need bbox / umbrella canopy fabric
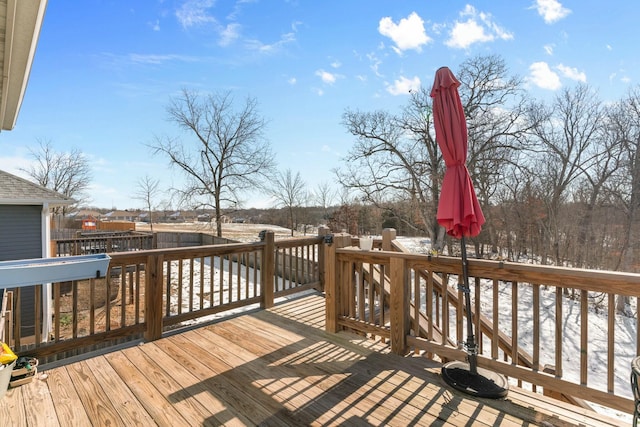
[430,66,485,239]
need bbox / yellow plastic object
[0,342,17,365]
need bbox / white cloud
[445,5,513,49]
[534,0,571,24]
[378,12,431,53]
[330,60,341,69]
[175,1,295,53]
[556,64,586,82]
[367,52,383,77]
[287,77,297,85]
[219,23,241,47]
[176,0,217,29]
[543,44,554,55]
[615,70,632,84]
[386,76,421,96]
[291,20,302,32]
[245,32,296,54]
[529,61,561,90]
[315,69,338,85]
[446,19,491,49]
[128,53,199,65]
[431,22,446,36]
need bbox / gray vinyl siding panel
[0,205,42,260]
[0,205,42,337]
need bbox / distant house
[68,209,102,220]
[196,213,211,222]
[137,212,151,223]
[102,210,139,222]
[168,211,184,222]
[0,169,73,339]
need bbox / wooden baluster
[390,256,409,355]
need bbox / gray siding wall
[0,205,43,337]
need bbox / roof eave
[0,198,73,206]
[0,0,48,131]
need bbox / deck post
[382,228,396,251]
[317,226,330,292]
[390,256,409,355]
[261,231,275,309]
[324,236,337,333]
[325,232,351,333]
[144,254,164,342]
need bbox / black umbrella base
[441,360,509,399]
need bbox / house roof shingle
[0,169,74,205]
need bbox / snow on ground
[164,253,313,327]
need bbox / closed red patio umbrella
[431,66,485,239]
[430,66,507,399]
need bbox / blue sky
[0,0,637,210]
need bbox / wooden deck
[0,293,626,426]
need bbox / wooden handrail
[5,231,324,365]
[327,232,639,415]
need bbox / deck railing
[54,232,154,256]
[4,227,638,416]
[324,230,640,415]
[3,231,323,363]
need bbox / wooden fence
[154,231,235,248]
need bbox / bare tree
[270,169,306,236]
[338,89,440,241]
[150,89,276,237]
[134,175,161,233]
[603,87,640,313]
[457,54,531,253]
[314,181,334,205]
[570,108,622,269]
[314,181,335,223]
[21,139,92,216]
[525,84,603,265]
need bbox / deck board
[85,355,156,426]
[0,292,627,426]
[66,359,124,426]
[46,367,90,426]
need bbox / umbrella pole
[440,235,508,399]
[460,236,478,375]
